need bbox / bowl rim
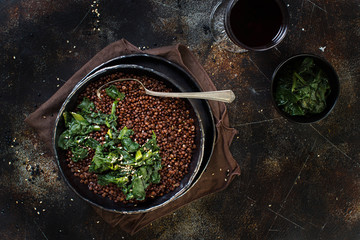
[271,53,340,124]
[52,64,209,214]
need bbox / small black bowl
[271,54,340,123]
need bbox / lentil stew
[54,65,208,213]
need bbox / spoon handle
[145,89,236,103]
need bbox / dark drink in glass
[224,0,289,51]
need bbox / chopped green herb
[57,100,103,162]
[58,96,162,201]
[89,127,162,201]
[70,112,86,122]
[97,173,129,188]
[118,126,133,139]
[77,97,95,113]
[105,85,125,100]
[274,57,331,116]
[105,100,118,130]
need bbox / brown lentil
[64,72,196,204]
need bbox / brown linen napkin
[25,39,240,235]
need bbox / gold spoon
[96,78,235,103]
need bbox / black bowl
[53,64,215,214]
[271,54,340,123]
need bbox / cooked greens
[57,85,162,201]
[90,130,161,200]
[105,85,125,100]
[274,57,331,116]
[57,110,102,162]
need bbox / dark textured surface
[1,0,359,239]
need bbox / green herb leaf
[135,150,142,162]
[85,137,100,149]
[71,146,88,162]
[70,112,87,122]
[77,97,95,113]
[105,85,125,100]
[131,177,146,201]
[118,126,133,139]
[121,138,140,153]
[63,112,70,127]
[89,145,112,173]
[98,172,129,187]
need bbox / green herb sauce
[275,57,331,116]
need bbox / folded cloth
[25,39,240,235]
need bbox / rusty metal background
[1,0,359,239]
